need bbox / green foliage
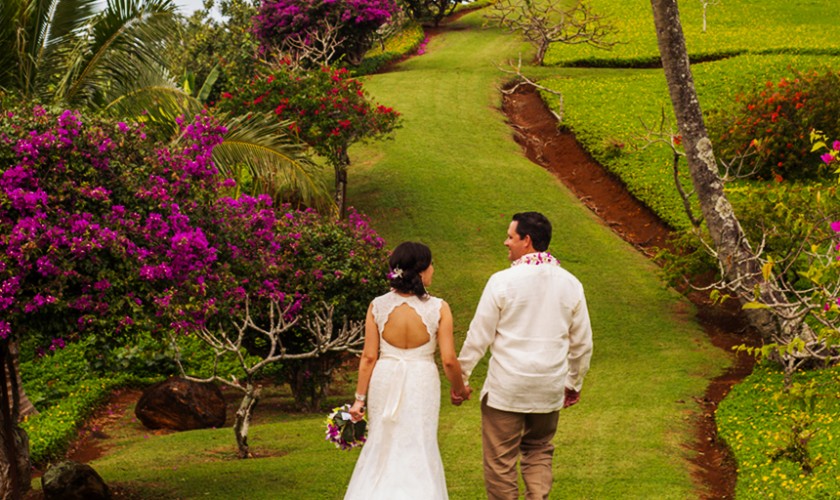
[20,339,152,465]
[269,210,388,410]
[354,22,427,75]
[22,377,121,465]
[401,0,463,27]
[168,0,261,105]
[708,68,840,181]
[717,363,840,498]
[20,332,246,465]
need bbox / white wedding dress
[344,291,448,499]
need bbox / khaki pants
[481,397,560,500]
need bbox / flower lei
[325,404,367,450]
[387,267,403,280]
[511,252,560,267]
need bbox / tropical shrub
[708,68,840,181]
[215,62,401,214]
[0,106,167,352]
[253,0,401,66]
[3,104,388,430]
[218,64,400,166]
[270,209,387,410]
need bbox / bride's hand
[349,400,366,421]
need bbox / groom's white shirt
[458,254,593,413]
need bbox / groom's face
[505,221,531,262]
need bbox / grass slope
[82,11,728,499]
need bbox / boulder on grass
[41,460,110,500]
[134,377,226,431]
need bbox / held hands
[450,385,472,406]
[563,387,581,408]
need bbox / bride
[345,242,471,499]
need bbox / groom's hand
[563,388,580,408]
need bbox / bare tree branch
[487,0,619,65]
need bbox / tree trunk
[334,151,350,219]
[536,40,549,66]
[7,343,36,419]
[649,0,815,346]
[0,341,30,499]
[233,383,261,459]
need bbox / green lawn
[73,10,729,499]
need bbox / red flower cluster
[216,64,401,168]
[709,69,840,181]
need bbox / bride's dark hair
[388,242,432,299]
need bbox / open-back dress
[344,291,448,499]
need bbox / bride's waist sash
[377,353,433,420]
[378,353,434,362]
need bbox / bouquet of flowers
[325,404,367,450]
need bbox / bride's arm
[437,301,469,402]
[349,303,379,420]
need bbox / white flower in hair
[388,267,403,280]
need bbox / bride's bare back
[381,303,431,349]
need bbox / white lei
[511,252,560,267]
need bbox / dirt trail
[501,84,756,499]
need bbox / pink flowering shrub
[253,0,400,65]
[1,106,387,392]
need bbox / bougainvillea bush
[0,106,164,350]
[254,0,400,65]
[2,105,388,408]
[708,68,840,181]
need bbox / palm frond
[53,0,180,108]
[96,63,202,138]
[0,0,100,98]
[211,112,334,212]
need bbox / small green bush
[708,68,840,181]
[22,377,126,465]
[355,22,426,75]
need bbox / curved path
[351,10,733,499]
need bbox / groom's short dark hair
[512,212,551,252]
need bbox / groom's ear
[523,234,534,250]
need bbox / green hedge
[21,376,138,465]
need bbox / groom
[454,211,594,500]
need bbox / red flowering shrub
[708,68,840,181]
[215,62,400,215]
[218,63,399,166]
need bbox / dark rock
[41,460,110,500]
[134,377,226,431]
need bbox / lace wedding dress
[344,291,448,500]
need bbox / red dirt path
[502,83,756,500]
